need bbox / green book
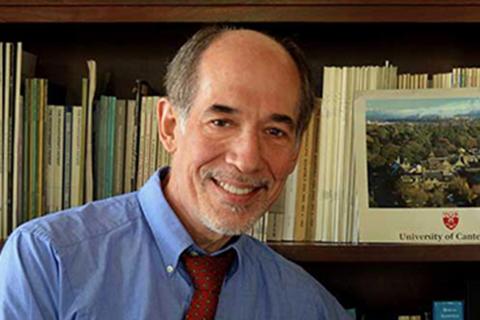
[105,96,116,198]
[113,99,126,196]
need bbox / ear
[157,97,179,153]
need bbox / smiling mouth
[211,178,265,196]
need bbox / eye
[266,127,287,138]
[210,119,231,127]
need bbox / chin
[199,210,264,236]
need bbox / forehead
[192,30,301,118]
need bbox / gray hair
[164,25,315,139]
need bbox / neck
[162,172,232,254]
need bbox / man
[0,26,351,319]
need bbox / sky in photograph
[366,97,480,120]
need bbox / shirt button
[190,251,199,257]
[166,265,174,273]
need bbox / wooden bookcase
[2,1,480,318]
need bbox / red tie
[182,250,235,320]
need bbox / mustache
[201,168,270,188]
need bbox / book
[143,96,153,183]
[3,43,12,235]
[0,42,4,239]
[12,42,22,230]
[28,78,38,219]
[136,95,147,189]
[85,60,96,202]
[79,78,88,204]
[70,105,83,207]
[45,104,54,213]
[293,123,311,241]
[282,165,298,241]
[433,301,463,320]
[105,96,116,198]
[94,96,108,200]
[266,187,285,241]
[21,78,30,218]
[63,106,72,209]
[315,67,337,241]
[55,105,65,211]
[38,78,47,216]
[123,99,136,193]
[50,105,64,211]
[113,99,126,196]
[305,100,321,240]
[293,103,318,241]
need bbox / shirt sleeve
[0,229,60,320]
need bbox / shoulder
[238,236,351,319]
[240,236,315,286]
[11,192,141,251]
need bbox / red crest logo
[442,211,459,230]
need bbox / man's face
[166,31,301,236]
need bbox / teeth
[218,181,254,195]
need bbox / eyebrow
[270,113,296,130]
[208,103,296,129]
[208,104,238,114]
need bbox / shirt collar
[137,167,247,273]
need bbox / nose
[225,129,265,174]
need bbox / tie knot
[182,250,235,293]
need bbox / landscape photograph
[366,96,480,208]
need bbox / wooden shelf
[269,242,480,262]
[2,237,480,264]
[2,0,480,23]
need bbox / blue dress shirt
[0,168,351,320]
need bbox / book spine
[55,105,64,211]
[315,67,335,241]
[293,110,313,242]
[45,104,53,213]
[12,42,22,229]
[131,80,143,191]
[123,100,135,193]
[7,43,17,232]
[3,43,11,235]
[136,96,147,189]
[63,106,72,209]
[70,105,82,207]
[28,78,37,220]
[0,42,4,238]
[50,105,58,211]
[113,99,126,196]
[22,78,29,220]
[267,188,285,241]
[38,78,46,216]
[305,103,321,241]
[143,96,152,182]
[85,60,96,202]
[2,43,12,234]
[104,96,115,198]
[95,96,107,200]
[79,78,87,204]
[282,165,297,241]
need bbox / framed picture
[354,88,480,243]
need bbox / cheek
[268,150,298,178]
[180,134,223,170]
